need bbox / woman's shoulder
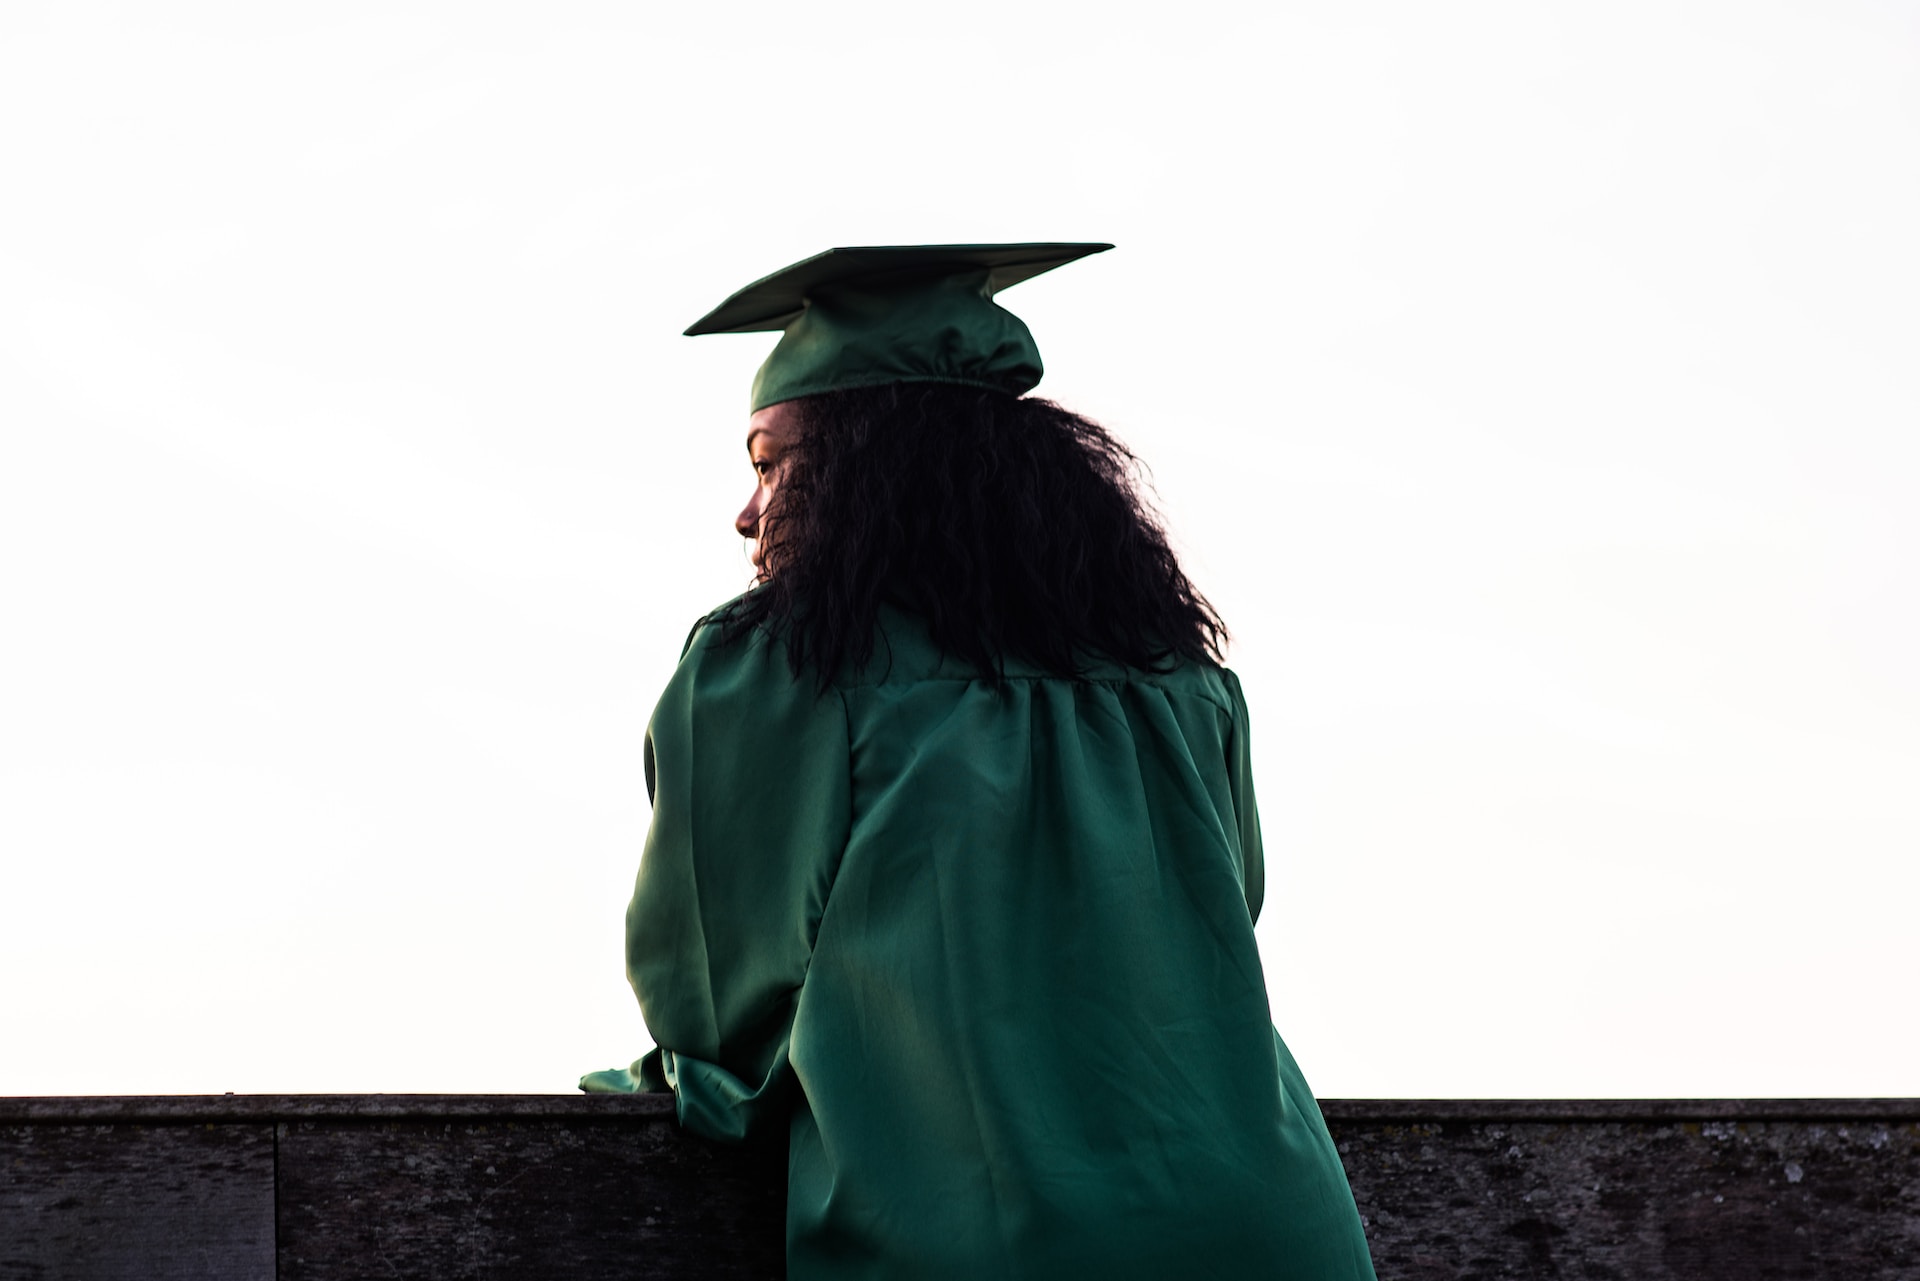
[672,595,1244,716]
[657,594,796,697]
[847,604,1241,707]
[678,592,756,656]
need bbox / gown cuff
[577,1048,671,1095]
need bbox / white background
[2,0,1914,1098]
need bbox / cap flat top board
[685,243,1114,337]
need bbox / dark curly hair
[712,383,1226,685]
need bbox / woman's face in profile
[736,400,803,574]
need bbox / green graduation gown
[584,605,1377,1281]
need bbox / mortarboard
[685,243,1113,412]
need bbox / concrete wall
[4,1096,1916,1278]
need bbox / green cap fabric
[684,243,1113,412]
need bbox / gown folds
[583,603,1377,1281]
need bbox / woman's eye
[753,460,772,476]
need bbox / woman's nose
[735,492,762,540]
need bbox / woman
[584,244,1377,1280]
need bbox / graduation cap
[685,243,1113,412]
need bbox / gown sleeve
[1221,667,1266,925]
[579,619,852,1144]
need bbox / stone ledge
[6,1097,1917,1279]
[8,1093,1913,1123]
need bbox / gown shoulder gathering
[582,604,1378,1281]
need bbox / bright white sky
[2,1,1915,1099]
